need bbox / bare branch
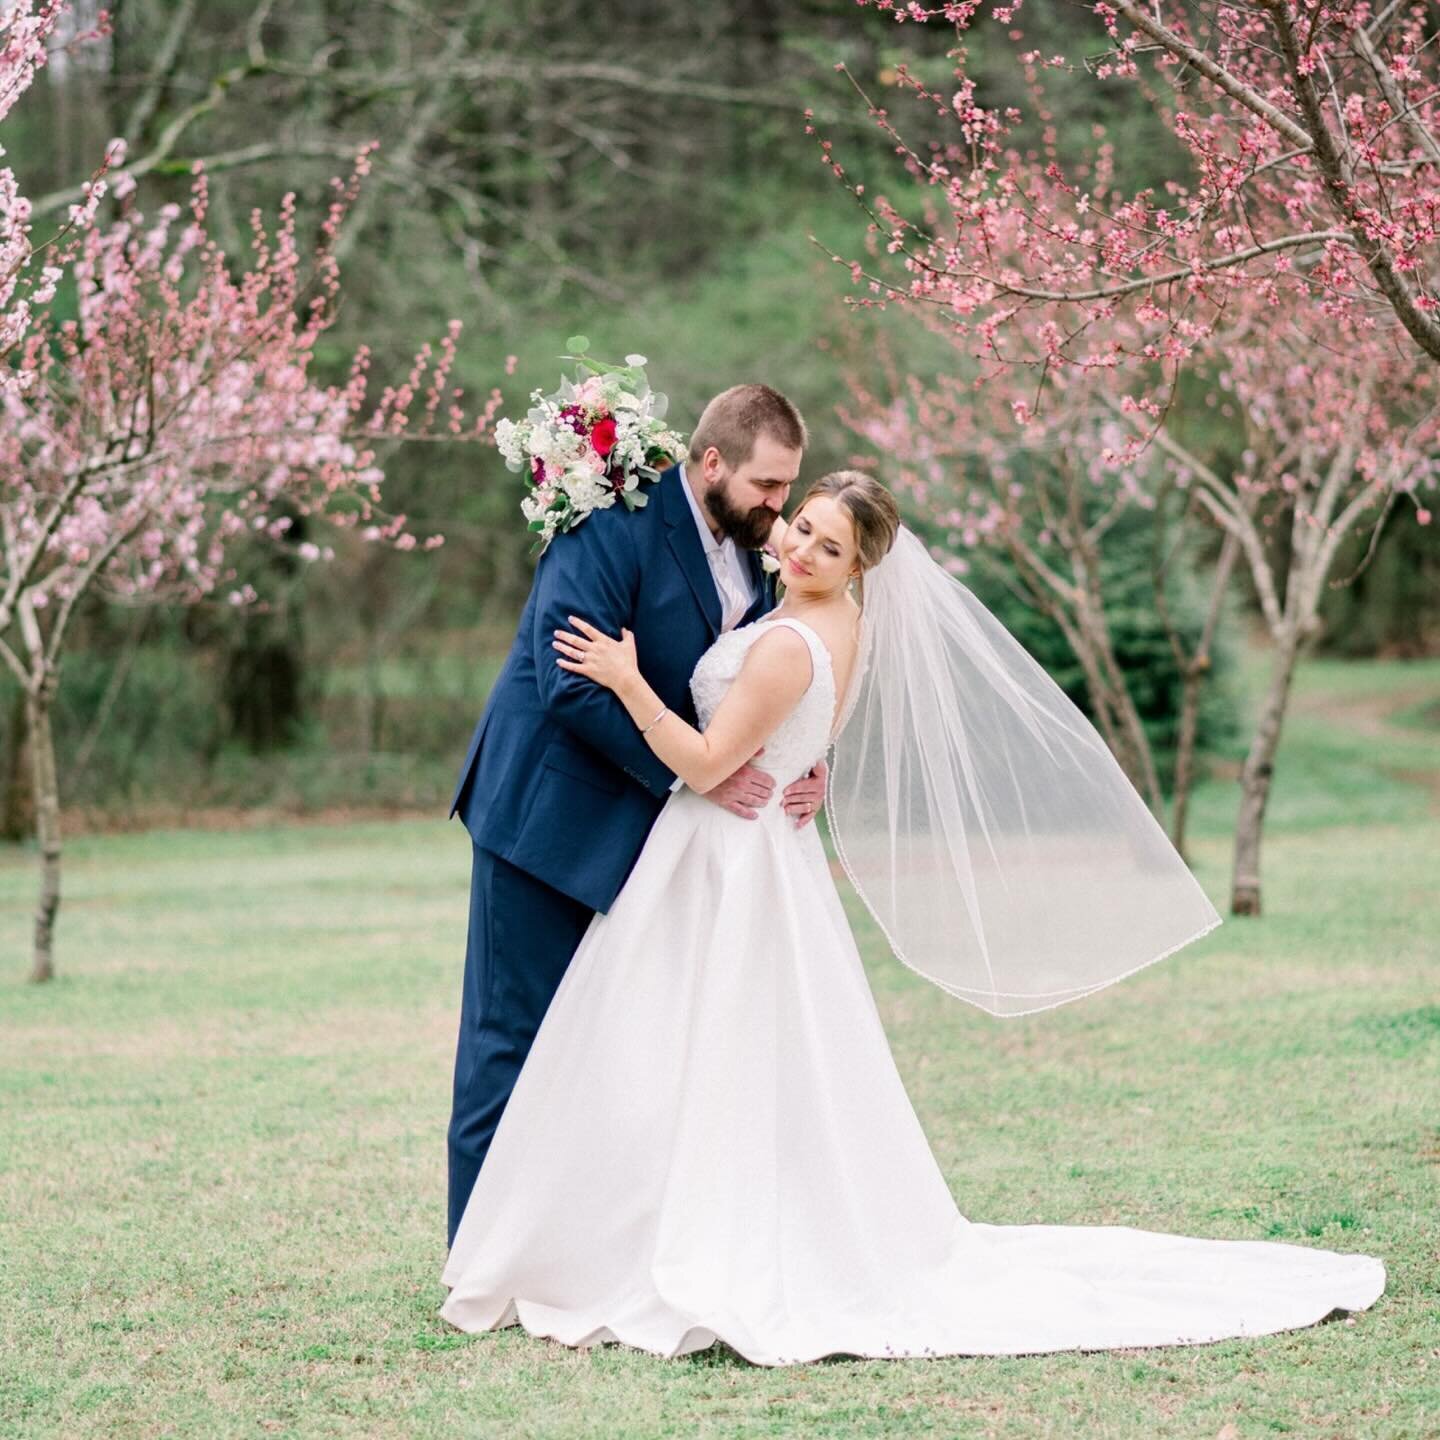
[1270,1,1440,362]
[332,27,468,266]
[1136,418,1287,633]
[0,633,29,690]
[33,55,267,215]
[957,231,1350,304]
[0,470,91,633]
[1353,24,1440,168]
[1111,0,1312,149]
[121,0,198,144]
[43,520,145,672]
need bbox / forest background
[3,0,1437,835]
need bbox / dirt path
[1291,680,1440,741]
[1291,678,1440,811]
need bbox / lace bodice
[689,617,835,788]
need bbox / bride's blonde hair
[793,470,900,606]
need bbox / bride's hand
[553,616,640,695]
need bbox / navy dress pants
[447,842,593,1246]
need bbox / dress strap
[758,616,834,687]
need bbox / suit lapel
[660,466,723,639]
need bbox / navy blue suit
[446,465,775,1242]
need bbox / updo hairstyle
[791,469,900,606]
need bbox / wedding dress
[440,616,1384,1364]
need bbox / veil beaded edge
[826,527,1222,1018]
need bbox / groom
[446,383,825,1244]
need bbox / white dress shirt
[680,463,755,633]
[669,465,759,793]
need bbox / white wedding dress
[440,617,1385,1364]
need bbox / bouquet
[495,338,687,553]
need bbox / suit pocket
[541,740,624,795]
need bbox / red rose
[590,416,618,458]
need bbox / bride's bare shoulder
[802,601,861,670]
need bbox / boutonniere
[760,546,781,575]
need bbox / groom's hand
[705,753,775,821]
[781,758,827,830]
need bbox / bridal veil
[828,526,1223,1017]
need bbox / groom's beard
[704,484,775,551]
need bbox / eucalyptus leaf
[566,335,590,354]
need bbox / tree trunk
[1230,628,1303,916]
[1043,603,1165,816]
[1169,654,1206,860]
[1066,623,1131,765]
[1070,529,1165,818]
[1170,530,1241,857]
[25,687,63,983]
[0,687,32,842]
[1090,615,1165,819]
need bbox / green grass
[1185,653,1440,836]
[1,657,1437,1439]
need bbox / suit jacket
[451,464,776,913]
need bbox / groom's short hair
[688,385,807,466]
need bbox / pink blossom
[832,2,1440,428]
[0,105,498,751]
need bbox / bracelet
[639,705,669,736]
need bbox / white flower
[561,469,607,508]
[494,418,522,466]
[532,428,578,470]
[760,550,781,574]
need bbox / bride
[440,470,1384,1364]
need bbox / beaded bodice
[688,617,835,788]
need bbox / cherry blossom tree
[825,1,1440,913]
[1133,311,1439,913]
[841,341,1237,847]
[2,12,500,982]
[835,2,1440,407]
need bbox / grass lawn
[1,657,1436,1439]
